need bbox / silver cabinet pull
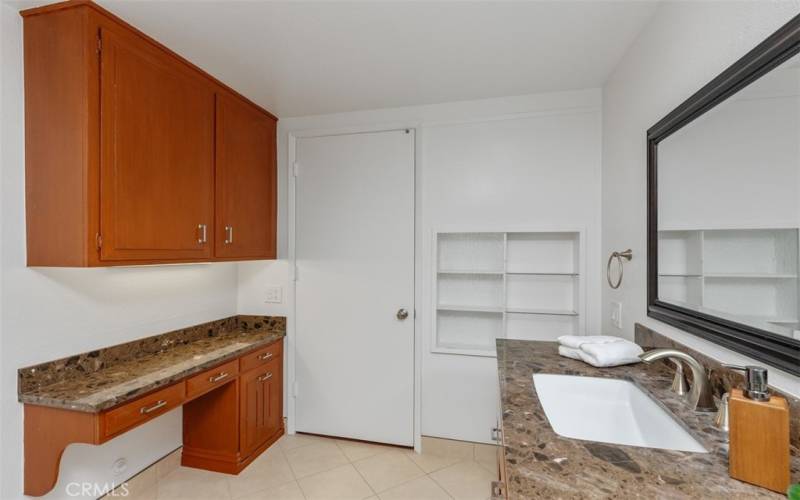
[140,400,167,414]
[224,225,233,244]
[257,372,273,382]
[208,372,229,383]
[197,224,208,244]
[257,352,273,361]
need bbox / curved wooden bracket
[24,405,99,497]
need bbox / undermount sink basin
[532,374,707,453]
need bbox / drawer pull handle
[197,224,207,244]
[257,352,274,361]
[140,400,168,414]
[208,372,229,383]
[258,372,273,382]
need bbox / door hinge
[293,381,299,398]
[95,233,103,250]
[97,34,102,54]
[292,162,299,177]
[292,263,299,282]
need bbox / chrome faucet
[639,349,717,412]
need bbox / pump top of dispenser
[725,365,769,401]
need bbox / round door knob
[396,308,409,320]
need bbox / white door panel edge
[294,129,415,446]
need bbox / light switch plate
[264,286,283,304]
[610,301,622,329]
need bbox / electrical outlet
[264,286,283,304]
[610,301,623,329]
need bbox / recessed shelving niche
[657,228,800,338]
[433,230,584,356]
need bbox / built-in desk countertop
[18,315,286,497]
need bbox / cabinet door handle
[197,224,207,244]
[208,372,229,383]
[140,400,168,414]
[257,352,273,361]
[224,226,233,244]
[258,372,273,382]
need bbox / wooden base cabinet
[182,345,284,474]
[20,1,277,267]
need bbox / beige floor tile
[472,444,497,464]
[157,467,231,499]
[420,437,474,460]
[236,481,306,500]
[278,433,331,451]
[377,476,451,500]
[352,451,425,493]
[429,461,494,500]
[155,449,182,480]
[285,441,350,478]
[405,450,463,474]
[229,445,296,498]
[121,466,157,498]
[336,439,398,462]
[127,484,158,500]
[297,464,374,500]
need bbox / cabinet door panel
[215,94,276,259]
[100,27,214,261]
[240,357,280,458]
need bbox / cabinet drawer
[103,383,185,438]
[240,341,282,373]
[186,359,239,399]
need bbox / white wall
[659,60,800,230]
[1,5,240,499]
[602,0,800,397]
[240,89,602,444]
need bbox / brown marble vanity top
[18,315,285,413]
[496,338,799,499]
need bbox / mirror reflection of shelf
[657,227,799,339]
[434,230,584,356]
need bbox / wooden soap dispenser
[727,365,790,493]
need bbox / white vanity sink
[532,374,707,453]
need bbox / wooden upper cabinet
[20,1,277,266]
[215,93,277,260]
[100,27,215,261]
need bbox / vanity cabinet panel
[21,1,278,267]
[99,27,215,262]
[215,93,277,260]
[240,356,282,459]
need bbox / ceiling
[65,1,659,117]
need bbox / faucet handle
[724,364,769,401]
[669,359,689,396]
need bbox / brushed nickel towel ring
[607,249,632,289]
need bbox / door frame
[286,124,422,451]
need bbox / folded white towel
[578,340,643,367]
[557,335,623,349]
[557,345,583,360]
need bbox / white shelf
[438,269,504,275]
[437,305,504,313]
[506,307,578,316]
[657,228,799,337]
[506,272,578,276]
[433,230,583,356]
[703,273,797,279]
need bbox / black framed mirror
[647,13,800,376]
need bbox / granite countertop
[496,339,798,499]
[18,316,285,413]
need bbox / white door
[295,129,415,446]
